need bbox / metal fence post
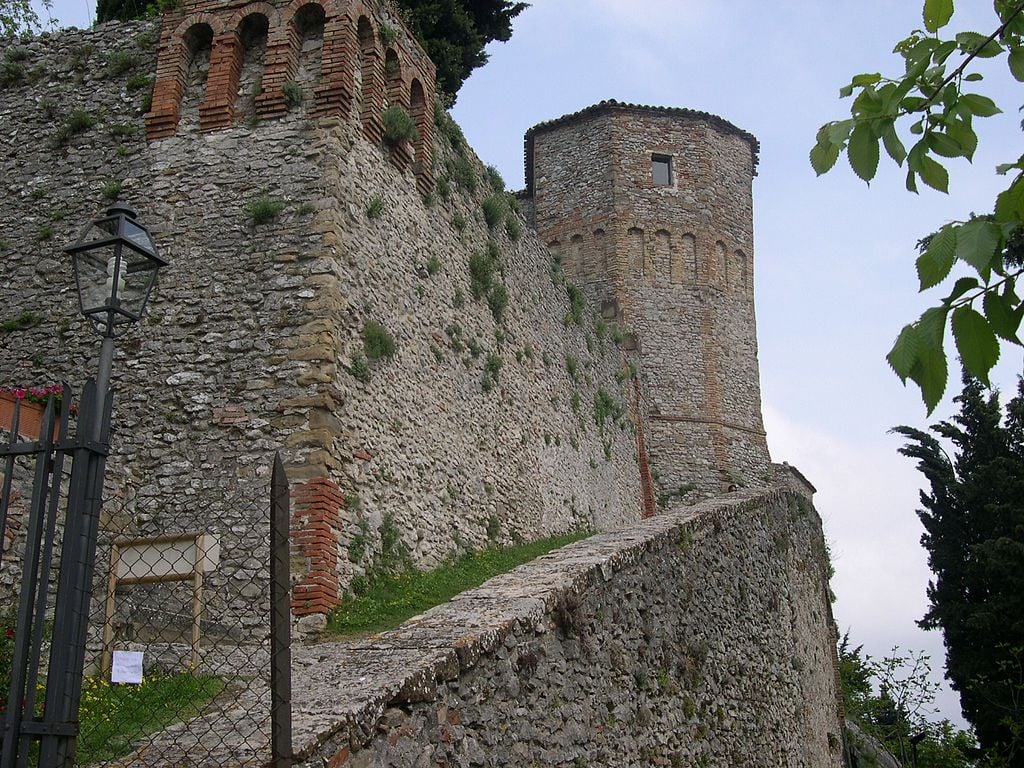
[270,453,293,767]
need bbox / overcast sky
[41,0,1024,730]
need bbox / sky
[38,0,1024,731]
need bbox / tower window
[652,154,673,186]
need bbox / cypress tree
[894,377,1024,764]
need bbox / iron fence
[0,389,293,767]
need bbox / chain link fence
[0,405,292,768]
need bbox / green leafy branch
[812,0,1024,412]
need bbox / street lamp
[64,202,166,436]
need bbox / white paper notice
[110,651,144,684]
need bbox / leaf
[906,167,919,193]
[1010,46,1024,82]
[810,142,841,176]
[956,31,1003,57]
[964,72,984,81]
[827,119,856,144]
[983,290,1022,343]
[883,126,907,165]
[924,0,954,32]
[932,39,958,64]
[848,122,880,182]
[920,307,949,348]
[926,131,963,158]
[851,72,882,87]
[918,154,950,192]
[952,305,1000,385]
[955,219,1001,273]
[908,343,948,414]
[887,324,921,381]
[917,226,957,289]
[961,93,1002,117]
[944,120,977,161]
[943,276,979,304]
[994,176,1024,224]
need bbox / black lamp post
[65,202,166,438]
[0,203,167,768]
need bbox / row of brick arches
[549,228,749,292]
[146,0,435,194]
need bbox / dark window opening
[652,154,672,186]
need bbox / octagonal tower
[525,100,770,495]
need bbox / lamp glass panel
[118,250,159,316]
[77,217,119,247]
[75,245,118,314]
[120,219,156,255]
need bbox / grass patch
[76,673,224,765]
[362,320,396,360]
[329,532,590,635]
[366,195,384,219]
[282,80,303,108]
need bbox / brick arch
[410,77,433,194]
[567,234,584,278]
[356,14,384,142]
[146,17,218,139]
[224,1,280,30]
[199,9,273,130]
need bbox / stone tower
[525,100,771,494]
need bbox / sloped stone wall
[126,487,840,767]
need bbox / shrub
[505,215,521,242]
[0,60,24,87]
[350,352,370,383]
[366,196,385,219]
[363,320,396,360]
[488,283,508,323]
[4,47,29,62]
[243,196,285,225]
[55,108,96,144]
[452,288,465,309]
[565,354,578,381]
[125,73,151,92]
[101,180,122,200]
[435,176,451,201]
[468,250,494,300]
[485,353,503,380]
[295,202,316,216]
[109,122,137,138]
[486,165,504,192]
[482,195,506,229]
[451,212,466,232]
[449,154,476,193]
[382,106,418,145]
[434,103,465,153]
[426,255,441,276]
[566,283,586,325]
[282,80,303,108]
[105,50,137,77]
[379,24,397,47]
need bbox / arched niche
[673,233,696,284]
[384,48,403,105]
[409,78,427,172]
[593,228,608,281]
[291,2,325,93]
[715,240,728,289]
[567,234,584,278]
[654,229,671,283]
[356,15,383,140]
[628,227,645,278]
[234,13,270,122]
[548,240,563,273]
[177,22,215,131]
[732,249,748,291]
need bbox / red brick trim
[290,475,345,616]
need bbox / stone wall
[120,486,842,767]
[0,19,642,631]
[527,101,771,497]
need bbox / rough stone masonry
[0,0,844,764]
